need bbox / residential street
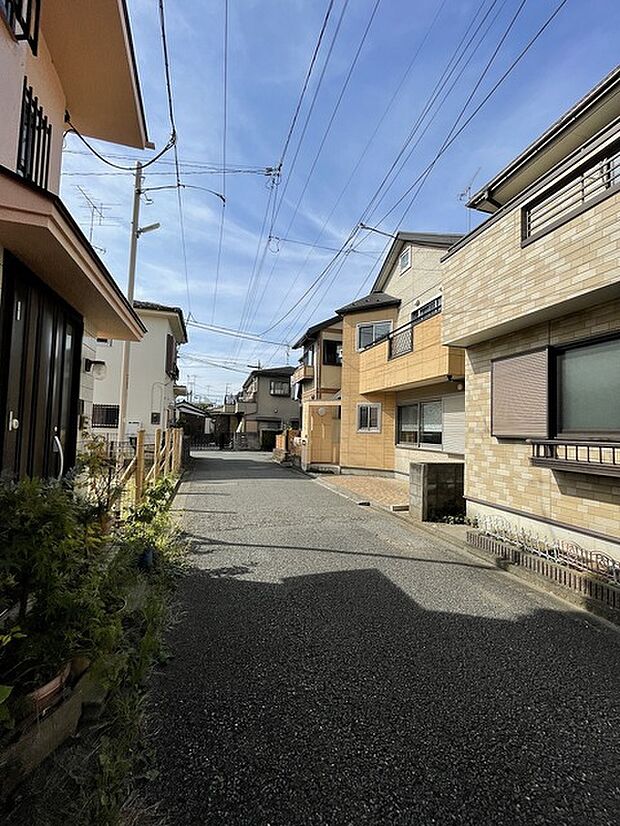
[146,452,620,825]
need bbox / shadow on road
[146,564,620,825]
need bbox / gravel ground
[145,452,620,826]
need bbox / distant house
[0,2,149,478]
[176,400,213,437]
[91,302,188,439]
[234,367,300,450]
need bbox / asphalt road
[146,451,620,825]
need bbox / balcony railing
[16,78,51,189]
[1,0,40,54]
[524,145,620,240]
[365,297,442,360]
[529,439,620,478]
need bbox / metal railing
[524,148,620,239]
[529,438,620,477]
[1,0,40,53]
[389,324,413,359]
[16,78,51,189]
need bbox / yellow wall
[465,298,620,558]
[340,307,398,471]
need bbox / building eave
[468,64,620,214]
[0,165,145,340]
[371,232,462,293]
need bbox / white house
[91,301,187,439]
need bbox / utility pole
[117,163,143,445]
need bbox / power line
[212,0,229,323]
[246,0,382,333]
[264,0,568,339]
[253,0,449,341]
[256,0,493,338]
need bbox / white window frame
[357,402,382,433]
[356,320,392,351]
[399,246,411,273]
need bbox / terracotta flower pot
[27,662,71,715]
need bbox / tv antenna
[458,167,481,233]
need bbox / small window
[323,339,342,365]
[92,404,119,428]
[304,346,315,367]
[270,380,290,396]
[397,401,442,447]
[151,412,161,425]
[357,321,391,350]
[357,403,381,432]
[399,247,410,273]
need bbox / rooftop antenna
[458,167,481,233]
[76,185,117,253]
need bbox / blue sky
[61,0,620,402]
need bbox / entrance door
[0,252,83,478]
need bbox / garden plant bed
[466,529,620,624]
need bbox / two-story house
[291,316,343,468]
[234,366,300,450]
[0,1,149,478]
[442,65,620,562]
[338,233,463,484]
[91,301,187,439]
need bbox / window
[524,141,620,240]
[399,247,410,273]
[16,77,51,189]
[96,337,113,347]
[270,380,290,396]
[491,349,550,439]
[151,412,161,425]
[323,339,342,365]
[303,346,315,367]
[357,403,381,432]
[397,401,442,447]
[557,337,620,436]
[0,1,40,54]
[357,320,391,350]
[92,404,119,428]
[165,334,178,379]
[411,296,442,324]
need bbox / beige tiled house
[442,66,620,561]
[0,1,148,478]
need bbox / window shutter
[165,334,174,376]
[491,348,549,439]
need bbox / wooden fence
[117,427,183,509]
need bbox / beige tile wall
[442,189,620,345]
[465,298,620,554]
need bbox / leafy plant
[75,434,121,529]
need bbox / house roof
[291,315,341,350]
[241,365,294,389]
[176,401,210,418]
[336,292,401,316]
[133,300,188,343]
[371,231,462,293]
[468,65,620,213]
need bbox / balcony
[235,395,257,415]
[359,312,464,394]
[529,439,620,478]
[1,0,40,53]
[292,363,314,384]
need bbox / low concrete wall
[409,462,464,521]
